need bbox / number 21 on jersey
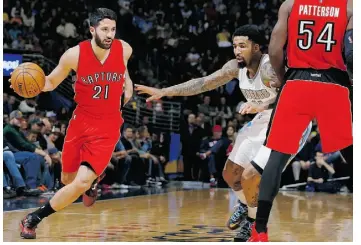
[93,85,109,99]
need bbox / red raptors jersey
[287,0,347,71]
[74,40,126,116]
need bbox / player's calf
[233,163,261,242]
[223,159,249,230]
[20,166,99,239]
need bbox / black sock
[32,202,56,220]
[247,216,255,223]
[255,200,272,233]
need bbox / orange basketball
[10,62,46,98]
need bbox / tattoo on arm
[162,59,239,96]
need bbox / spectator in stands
[198,125,231,186]
[3,150,41,197]
[18,99,36,113]
[45,126,61,150]
[215,96,232,127]
[19,118,28,136]
[28,118,46,150]
[54,122,66,151]
[151,132,169,183]
[3,93,8,105]
[48,148,62,190]
[4,96,17,115]
[306,152,338,193]
[3,111,52,188]
[8,23,21,40]
[21,10,35,28]
[196,112,212,136]
[3,138,42,193]
[64,18,77,38]
[181,113,204,180]
[226,126,236,157]
[107,139,132,189]
[3,10,10,23]
[216,27,232,48]
[197,96,216,123]
[121,126,146,186]
[10,0,23,24]
[292,131,319,183]
[134,126,164,185]
[186,47,201,68]
[4,114,10,125]
[26,130,38,144]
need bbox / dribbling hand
[239,103,261,115]
[134,84,166,102]
[8,72,13,89]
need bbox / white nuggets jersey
[238,54,277,107]
[228,54,312,169]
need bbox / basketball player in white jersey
[135,25,311,241]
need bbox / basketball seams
[11,71,23,95]
[24,71,42,93]
[22,68,30,98]
[12,63,45,98]
[21,67,46,77]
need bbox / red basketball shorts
[265,81,352,154]
[61,109,124,176]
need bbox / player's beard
[238,60,246,69]
[94,32,113,50]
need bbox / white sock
[234,190,247,205]
[248,206,257,220]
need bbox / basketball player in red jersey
[248,0,353,242]
[19,8,134,239]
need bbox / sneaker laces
[239,220,253,237]
[230,204,247,223]
[23,214,41,229]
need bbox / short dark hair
[89,8,117,27]
[233,25,265,46]
[125,126,134,131]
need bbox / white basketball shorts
[228,109,312,172]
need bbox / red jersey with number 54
[287,0,347,71]
[74,40,126,116]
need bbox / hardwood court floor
[3,188,352,242]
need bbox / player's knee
[222,169,241,190]
[61,173,75,185]
[222,169,231,184]
[73,177,94,192]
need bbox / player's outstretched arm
[135,59,238,101]
[122,40,133,105]
[42,46,79,92]
[268,0,293,83]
